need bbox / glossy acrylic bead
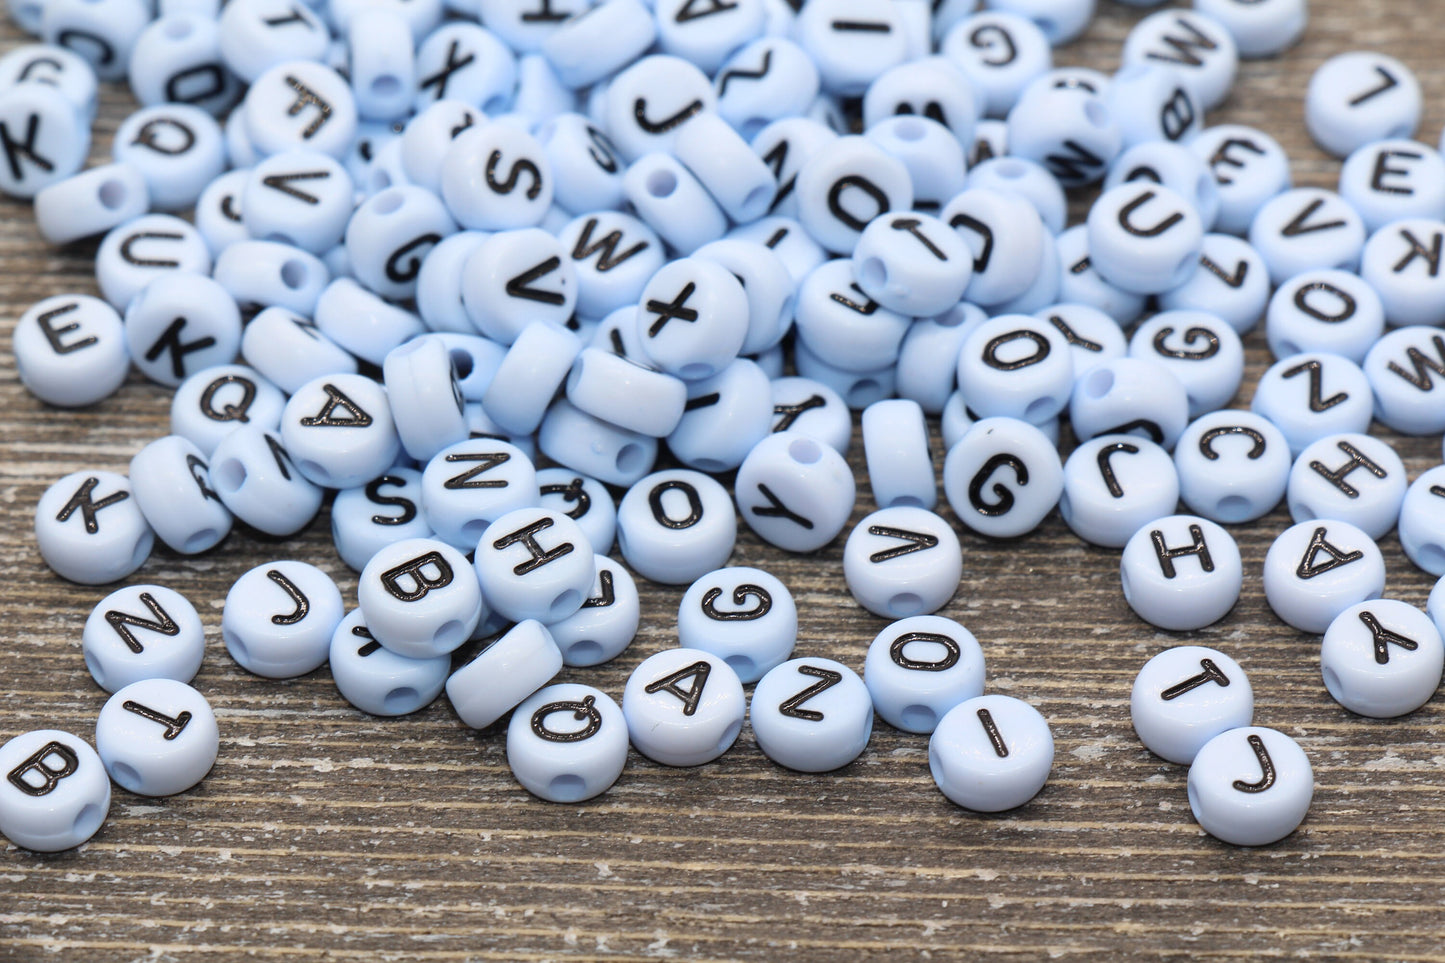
[128,434,232,554]
[96,214,211,310]
[1131,645,1252,764]
[1287,433,1406,541]
[222,560,344,678]
[1069,358,1191,450]
[1055,225,1149,324]
[601,55,715,161]
[864,114,966,213]
[194,169,252,256]
[794,135,913,255]
[1359,219,1445,327]
[95,679,218,796]
[930,695,1053,811]
[482,321,583,436]
[1266,270,1384,363]
[622,152,727,256]
[1157,234,1270,335]
[345,186,457,302]
[439,122,551,230]
[33,163,149,245]
[941,188,1046,306]
[747,119,837,222]
[1263,519,1386,634]
[672,110,775,225]
[966,157,1067,234]
[693,239,794,356]
[666,359,773,473]
[957,313,1073,423]
[546,555,639,667]
[734,431,855,553]
[861,400,935,511]
[447,620,563,730]
[1173,410,1292,524]
[0,81,88,198]
[332,469,434,572]
[1363,327,1445,435]
[940,12,1051,119]
[1190,124,1292,237]
[1128,310,1244,418]
[1061,435,1179,548]
[242,308,358,395]
[421,438,538,551]
[1120,515,1243,631]
[383,337,469,463]
[1399,467,1445,575]
[562,348,683,440]
[1005,82,1119,190]
[851,213,971,319]
[1087,181,1204,295]
[558,212,665,320]
[243,61,358,160]
[634,258,748,381]
[541,0,654,89]
[312,279,424,367]
[537,398,658,488]
[622,648,745,767]
[511,52,577,125]
[864,615,984,734]
[893,305,981,415]
[128,13,240,115]
[507,683,629,803]
[209,427,324,536]
[1187,727,1312,846]
[1193,0,1305,58]
[243,150,353,253]
[358,537,483,658]
[616,469,736,585]
[536,115,625,216]
[35,470,152,585]
[767,377,851,456]
[124,274,241,388]
[1120,9,1237,112]
[217,0,329,84]
[416,233,491,335]
[329,608,450,716]
[750,658,872,772]
[414,23,515,115]
[279,374,400,490]
[475,507,594,624]
[530,471,612,558]
[944,417,1064,540]
[0,730,109,852]
[844,506,962,619]
[793,259,910,373]
[1105,64,1201,150]
[462,228,576,343]
[170,365,286,458]
[716,38,821,140]
[347,10,417,122]
[112,104,224,211]
[1034,303,1127,377]
[677,567,796,684]
[1249,188,1366,287]
[1338,140,1445,234]
[792,0,905,97]
[82,585,205,693]
[1321,599,1444,718]
[1251,353,1374,456]
[214,240,329,316]
[40,0,148,80]
[12,295,129,408]
[1306,52,1421,159]
[0,43,98,123]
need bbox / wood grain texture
[3,2,1445,959]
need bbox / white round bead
[358,537,484,659]
[0,730,110,852]
[1287,433,1407,541]
[1263,519,1386,634]
[507,683,629,802]
[222,560,344,678]
[616,469,736,585]
[750,658,872,773]
[1321,599,1444,718]
[943,417,1063,539]
[1061,435,1179,548]
[1173,410,1292,524]
[82,585,205,694]
[677,567,796,684]
[35,470,153,585]
[545,554,639,667]
[12,294,130,408]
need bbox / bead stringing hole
[646,169,677,198]
[97,180,126,210]
[280,259,308,290]
[788,438,821,464]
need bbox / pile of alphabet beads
[4,0,1445,854]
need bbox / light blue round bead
[329,608,450,716]
[537,113,625,215]
[636,258,749,382]
[1194,0,1305,59]
[1131,645,1252,765]
[622,152,727,256]
[537,468,615,556]
[331,468,434,572]
[243,149,353,253]
[536,398,659,488]
[1359,219,1445,328]
[462,227,576,343]
[1399,466,1445,575]
[1190,124,1292,236]
[1430,574,1445,638]
[347,10,418,122]
[984,227,1062,317]
[1321,599,1444,718]
[943,417,1063,539]
[507,683,629,803]
[1061,435,1179,548]
[0,44,98,123]
[792,0,906,97]
[736,431,855,553]
[546,555,639,667]
[966,156,1067,234]
[942,188,1048,306]
[447,619,563,730]
[1129,310,1244,418]
[35,470,153,585]
[941,391,975,450]
[1173,410,1292,524]
[769,377,852,456]
[623,648,745,767]
[616,469,736,585]
[746,119,838,224]
[242,305,359,395]
[383,336,470,463]
[0,730,110,852]
[1363,326,1445,435]
[217,0,329,84]
[674,110,776,225]
[864,114,966,214]
[750,658,872,773]
[128,434,232,555]
[358,536,485,659]
[1069,357,1191,450]
[1263,518,1386,634]
[1338,139,1445,234]
[345,185,456,301]
[678,567,796,684]
[34,162,149,246]
[222,560,344,678]
[421,438,538,551]
[123,273,239,388]
[1253,352,1375,456]
[1005,82,1118,189]
[693,239,795,357]
[214,240,330,316]
[852,212,972,319]
[728,215,829,286]
[96,678,218,797]
[208,428,323,536]
[96,214,211,311]
[279,374,401,490]
[558,211,665,320]
[1249,188,1366,287]
[601,55,715,160]
[1121,514,1242,631]
[718,37,821,141]
[1120,9,1236,110]
[1105,140,1221,231]
[794,258,910,373]
[864,56,977,150]
[1087,181,1204,295]
[794,135,912,255]
[194,169,252,257]
[475,507,595,624]
[82,584,205,694]
[1188,726,1312,845]
[242,60,358,159]
[930,694,1053,811]
[1266,271,1384,366]
[439,121,552,230]
[413,22,516,114]
[1157,233,1271,336]
[895,303,987,415]
[940,11,1051,119]
[666,359,773,473]
[482,321,583,436]
[1287,433,1407,541]
[1306,52,1420,159]
[1033,303,1127,378]
[399,101,483,196]
[111,104,225,211]
[865,615,984,734]
[1055,224,1149,325]
[428,333,505,402]
[1105,63,1201,150]
[862,400,935,511]
[844,507,962,619]
[957,313,1074,423]
[13,294,129,408]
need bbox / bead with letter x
[645,282,698,337]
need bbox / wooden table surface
[4,2,1445,959]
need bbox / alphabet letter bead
[345,186,457,302]
[864,615,984,734]
[944,417,1064,539]
[82,585,205,693]
[940,12,1052,118]
[96,214,211,310]
[1287,433,1406,540]
[242,60,358,160]
[1399,467,1445,576]
[1156,234,1271,336]
[112,103,225,211]
[793,258,911,373]
[1321,599,1444,718]
[1121,10,1238,112]
[1306,52,1421,159]
[1120,515,1242,631]
[279,374,401,490]
[0,83,89,197]
[13,295,129,408]
[475,507,594,624]
[222,560,343,678]
[128,434,232,555]
[929,695,1053,811]
[536,397,659,488]
[1173,410,1291,524]
[677,567,796,684]
[735,431,855,553]
[844,507,962,619]
[1128,310,1244,418]
[1061,435,1179,548]
[1251,352,1374,456]
[794,135,913,254]
[462,228,576,343]
[1130,645,1252,764]
[1363,326,1445,435]
[124,273,242,388]
[957,314,1074,423]
[1265,269,1384,364]
[1358,219,1445,327]
[447,620,563,730]
[623,648,745,767]
[214,240,330,316]
[1187,727,1312,846]
[1068,358,1190,451]
[420,439,538,551]
[546,555,639,667]
[1338,139,1445,234]
[666,359,773,472]
[33,162,149,245]
[329,608,450,716]
[1249,188,1366,287]
[1263,519,1386,634]
[243,149,354,254]
[35,470,153,585]
[1190,124,1291,237]
[0,730,109,851]
[616,469,736,585]
[792,0,906,97]
[852,212,971,318]
[750,658,872,772]
[210,427,324,536]
[507,683,629,802]
[359,537,484,659]
[95,679,218,796]
[331,469,435,572]
[1087,181,1204,295]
